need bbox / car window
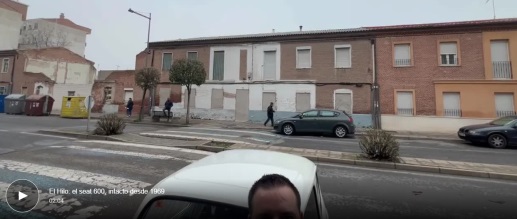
[304,187,320,219]
[319,111,337,117]
[490,117,516,126]
[141,198,248,219]
[302,111,319,117]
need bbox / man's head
[248,174,303,219]
[270,102,274,106]
[129,98,132,101]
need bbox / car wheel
[334,126,348,138]
[488,134,507,149]
[282,124,295,136]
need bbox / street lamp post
[128,8,155,115]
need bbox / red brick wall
[280,40,373,113]
[151,46,211,82]
[376,33,485,115]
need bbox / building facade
[19,13,91,57]
[373,18,517,133]
[0,0,27,51]
[137,30,375,127]
[92,70,137,114]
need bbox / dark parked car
[274,109,355,138]
[457,116,517,149]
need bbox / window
[23,25,26,31]
[491,40,512,79]
[1,58,9,73]
[443,92,461,117]
[28,25,32,30]
[104,87,113,103]
[304,187,320,219]
[213,51,225,80]
[187,51,198,61]
[162,53,173,71]
[495,93,516,117]
[68,91,75,96]
[396,91,414,116]
[302,110,319,117]
[296,47,311,68]
[141,198,248,219]
[394,43,411,67]
[36,86,43,95]
[440,42,458,65]
[0,87,6,95]
[335,45,351,68]
[34,23,38,29]
[320,110,338,117]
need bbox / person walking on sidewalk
[163,98,173,119]
[264,102,275,126]
[126,98,134,117]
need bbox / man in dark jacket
[264,102,275,126]
[126,98,133,117]
[163,98,173,118]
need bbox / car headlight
[468,130,478,134]
[275,120,281,124]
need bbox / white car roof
[148,149,317,210]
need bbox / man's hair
[248,174,301,213]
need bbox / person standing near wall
[126,98,134,117]
[264,102,275,127]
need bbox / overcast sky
[18,0,516,70]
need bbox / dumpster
[25,95,55,116]
[60,96,88,118]
[4,94,26,114]
[0,95,6,113]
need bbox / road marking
[160,130,239,138]
[0,181,105,217]
[0,129,8,132]
[50,145,195,162]
[76,140,215,155]
[18,132,77,140]
[247,138,271,143]
[0,160,151,194]
[140,133,252,145]
[183,127,278,137]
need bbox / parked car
[457,116,517,149]
[274,109,355,138]
[133,149,329,219]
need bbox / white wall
[25,59,94,84]
[0,8,23,50]
[381,115,494,134]
[209,45,247,82]
[251,43,281,81]
[176,83,316,112]
[51,84,93,111]
[33,82,50,95]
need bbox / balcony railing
[492,61,512,79]
[395,59,411,67]
[397,108,414,116]
[443,109,461,117]
[496,110,516,118]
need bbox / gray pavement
[140,127,517,166]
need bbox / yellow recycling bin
[61,96,89,118]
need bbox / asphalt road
[0,136,516,218]
[143,127,517,166]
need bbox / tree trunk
[139,88,147,121]
[186,87,191,125]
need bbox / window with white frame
[394,44,411,66]
[0,86,6,95]
[443,92,461,117]
[440,42,458,65]
[213,51,225,80]
[187,51,198,61]
[335,46,351,68]
[1,58,9,73]
[296,47,311,69]
[495,93,516,117]
[162,53,173,71]
[396,91,414,116]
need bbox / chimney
[60,13,65,19]
[299,25,303,31]
[272,29,275,33]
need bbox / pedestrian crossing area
[0,140,212,219]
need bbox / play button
[6,179,39,213]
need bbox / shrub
[94,113,126,136]
[358,129,400,161]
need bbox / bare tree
[22,26,71,49]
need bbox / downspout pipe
[9,53,17,94]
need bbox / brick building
[136,29,375,127]
[92,70,138,114]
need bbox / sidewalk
[39,128,517,182]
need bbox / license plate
[458,132,465,137]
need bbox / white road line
[183,127,278,137]
[19,132,77,140]
[50,145,194,162]
[247,138,271,143]
[0,160,151,194]
[0,181,105,217]
[76,140,215,155]
[140,133,252,145]
[0,129,8,132]
[161,130,239,138]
